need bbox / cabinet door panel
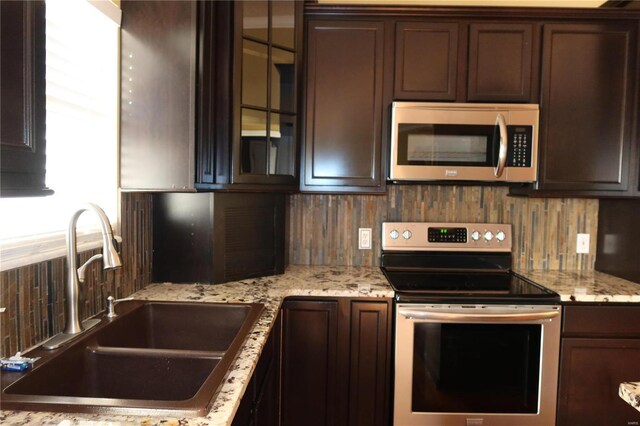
[394,22,459,101]
[302,20,385,192]
[347,300,391,426]
[537,23,637,192]
[281,300,339,426]
[120,0,197,191]
[232,0,301,187]
[557,338,640,426]
[254,312,280,426]
[0,0,50,196]
[467,23,534,102]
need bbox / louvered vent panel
[223,206,276,280]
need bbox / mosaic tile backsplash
[288,185,599,270]
[1,187,598,358]
[0,193,152,358]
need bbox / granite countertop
[620,382,640,413]
[0,265,394,426]
[2,265,639,425]
[515,269,640,303]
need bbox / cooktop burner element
[380,222,560,304]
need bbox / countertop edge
[619,382,640,413]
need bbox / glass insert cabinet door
[237,0,298,184]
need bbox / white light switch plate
[576,233,590,254]
[358,228,372,250]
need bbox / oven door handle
[398,308,559,323]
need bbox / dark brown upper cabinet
[120,0,302,192]
[232,0,301,187]
[394,21,538,103]
[467,23,537,102]
[530,22,638,195]
[394,22,460,101]
[0,1,52,197]
[301,18,388,193]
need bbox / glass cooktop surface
[382,269,559,303]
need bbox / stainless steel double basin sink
[0,300,264,417]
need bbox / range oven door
[394,304,561,426]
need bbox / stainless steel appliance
[389,102,539,182]
[381,222,560,426]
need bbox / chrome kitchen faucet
[43,203,122,350]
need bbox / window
[0,0,120,270]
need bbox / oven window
[412,323,541,413]
[397,124,499,167]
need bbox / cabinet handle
[494,113,508,178]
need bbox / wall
[289,185,599,270]
[0,192,152,358]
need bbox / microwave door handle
[494,114,508,178]
[398,308,559,323]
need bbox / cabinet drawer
[563,305,640,337]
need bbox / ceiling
[317,0,608,8]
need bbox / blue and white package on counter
[0,352,40,372]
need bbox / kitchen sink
[5,346,220,401]
[96,302,257,352]
[0,300,264,416]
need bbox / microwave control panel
[507,126,533,167]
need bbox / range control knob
[389,229,399,240]
[484,231,494,242]
[496,231,506,242]
[402,230,412,240]
[471,230,481,241]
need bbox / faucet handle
[77,254,103,283]
[106,295,134,318]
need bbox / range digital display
[427,227,467,243]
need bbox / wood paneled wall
[0,192,152,357]
[288,185,598,270]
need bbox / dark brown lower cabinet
[232,312,281,426]
[280,297,392,426]
[557,305,640,426]
[281,299,339,426]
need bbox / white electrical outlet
[576,233,590,254]
[359,228,372,250]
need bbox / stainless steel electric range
[381,222,561,426]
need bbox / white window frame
[0,0,122,272]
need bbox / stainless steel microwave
[390,102,539,182]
